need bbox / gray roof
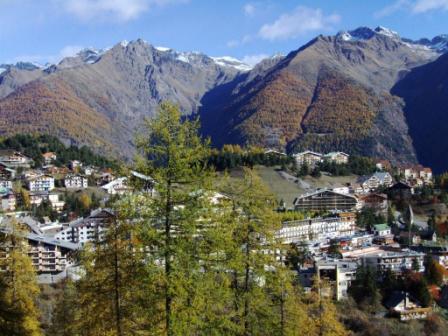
[26,232,78,250]
[69,208,115,228]
[0,216,43,235]
[373,171,391,183]
[0,227,78,251]
[131,170,155,182]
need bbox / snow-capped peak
[337,26,402,42]
[374,26,400,39]
[211,56,252,72]
[402,34,448,54]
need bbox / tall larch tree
[221,169,289,335]
[0,220,42,336]
[74,201,151,336]
[135,102,214,335]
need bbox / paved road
[278,171,311,189]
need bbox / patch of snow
[0,67,6,75]
[155,46,171,52]
[402,42,431,51]
[211,56,252,72]
[375,26,399,39]
[176,54,190,63]
[340,32,352,41]
[271,53,284,59]
[120,40,129,48]
[337,30,365,42]
[30,62,45,69]
[214,56,241,63]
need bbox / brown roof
[359,193,388,201]
[42,152,56,158]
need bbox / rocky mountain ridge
[0,28,447,171]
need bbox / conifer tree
[0,220,42,336]
[219,169,309,335]
[308,279,347,336]
[48,279,78,336]
[218,169,327,336]
[74,201,151,336]
[135,102,213,335]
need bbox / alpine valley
[1,27,448,172]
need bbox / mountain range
[0,27,448,172]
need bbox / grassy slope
[254,166,305,208]
[223,165,359,208]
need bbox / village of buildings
[0,147,447,322]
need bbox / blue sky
[1,0,448,65]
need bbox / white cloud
[12,45,86,65]
[375,0,448,17]
[226,34,252,48]
[63,0,188,22]
[59,45,85,58]
[243,3,256,16]
[259,6,341,41]
[412,0,448,12]
[374,0,410,18]
[226,40,240,48]
[242,54,268,66]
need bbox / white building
[331,185,350,194]
[385,291,430,321]
[0,179,12,190]
[359,172,393,192]
[30,192,65,211]
[316,259,358,300]
[101,177,130,195]
[323,152,350,164]
[362,249,425,273]
[277,213,356,244]
[1,193,16,211]
[293,151,323,167]
[0,150,33,168]
[372,224,391,237]
[397,165,433,186]
[28,175,55,192]
[374,172,393,187]
[56,209,115,246]
[64,174,88,189]
[83,166,96,176]
[42,152,57,165]
[69,160,82,170]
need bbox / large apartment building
[362,249,425,273]
[0,150,33,168]
[0,228,77,276]
[28,175,55,192]
[277,213,356,243]
[56,208,115,246]
[293,189,359,212]
[64,174,88,189]
[293,151,323,168]
[26,233,77,274]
